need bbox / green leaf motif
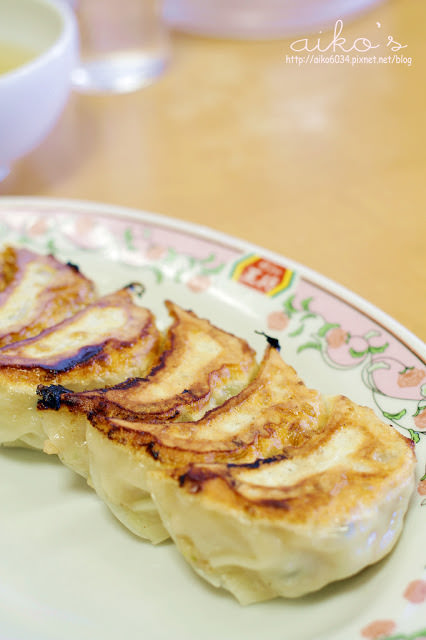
[200,253,215,265]
[413,402,426,417]
[318,322,340,337]
[349,347,368,358]
[150,266,163,284]
[297,341,321,354]
[368,342,389,354]
[201,263,225,276]
[300,312,317,322]
[282,295,298,318]
[382,409,407,421]
[384,630,426,640]
[300,297,313,311]
[288,324,304,338]
[408,430,421,444]
[46,239,56,255]
[164,247,177,263]
[399,365,414,375]
[124,228,135,251]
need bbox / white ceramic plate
[0,197,425,640]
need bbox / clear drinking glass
[72,0,169,93]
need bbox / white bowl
[0,0,78,180]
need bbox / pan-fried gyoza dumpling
[66,346,326,543]
[36,302,259,541]
[0,286,160,476]
[78,346,413,597]
[147,372,416,602]
[40,301,258,423]
[0,245,96,347]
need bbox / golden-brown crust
[0,246,18,292]
[83,347,325,469]
[81,345,415,529]
[0,287,160,386]
[172,396,416,527]
[49,300,257,421]
[0,246,96,348]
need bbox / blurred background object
[0,0,77,181]
[72,0,170,93]
[0,0,424,340]
[163,0,386,38]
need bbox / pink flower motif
[326,327,348,349]
[370,358,424,401]
[403,579,426,603]
[414,408,426,431]
[398,367,426,388]
[187,275,211,293]
[65,215,103,250]
[145,245,167,261]
[75,216,96,235]
[361,620,396,639]
[417,479,426,496]
[267,311,289,331]
[27,217,49,236]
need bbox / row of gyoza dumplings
[0,246,416,603]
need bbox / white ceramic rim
[1,195,422,357]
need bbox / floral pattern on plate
[262,288,426,444]
[0,198,424,640]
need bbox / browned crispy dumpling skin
[78,347,414,596]
[0,286,160,475]
[28,278,415,599]
[148,390,416,602]
[75,347,325,543]
[89,346,325,466]
[42,300,258,423]
[0,246,96,347]
[35,302,258,540]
